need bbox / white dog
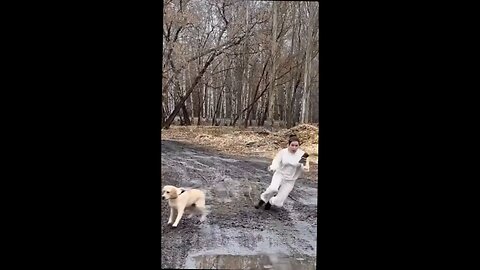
[162,185,207,227]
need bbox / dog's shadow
[164,206,293,231]
[164,216,207,231]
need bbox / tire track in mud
[161,140,317,269]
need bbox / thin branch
[210,66,235,76]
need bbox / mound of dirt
[162,124,319,164]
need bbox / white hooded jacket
[268,148,310,181]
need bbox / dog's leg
[198,207,207,222]
[167,208,176,225]
[172,207,185,227]
[186,208,194,218]
[195,199,207,222]
[189,207,204,220]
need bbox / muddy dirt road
[161,140,318,269]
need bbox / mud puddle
[161,140,318,269]
[192,254,316,270]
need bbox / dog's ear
[169,188,178,199]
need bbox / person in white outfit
[255,134,310,210]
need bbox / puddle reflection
[194,254,316,270]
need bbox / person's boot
[255,200,265,209]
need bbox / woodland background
[162,0,319,129]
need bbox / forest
[162,0,319,129]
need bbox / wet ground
[161,140,318,269]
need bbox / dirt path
[161,140,317,269]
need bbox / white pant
[260,172,296,208]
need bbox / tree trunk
[211,88,223,126]
[196,83,204,126]
[233,55,269,126]
[301,2,316,124]
[235,62,243,124]
[181,103,191,125]
[203,78,209,119]
[267,1,278,126]
[164,53,217,129]
[161,101,166,128]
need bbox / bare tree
[162,0,319,129]
[267,1,278,126]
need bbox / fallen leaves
[162,124,319,164]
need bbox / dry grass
[161,124,319,164]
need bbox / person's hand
[298,153,309,165]
[299,157,307,165]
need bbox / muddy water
[192,254,316,270]
[161,140,317,269]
